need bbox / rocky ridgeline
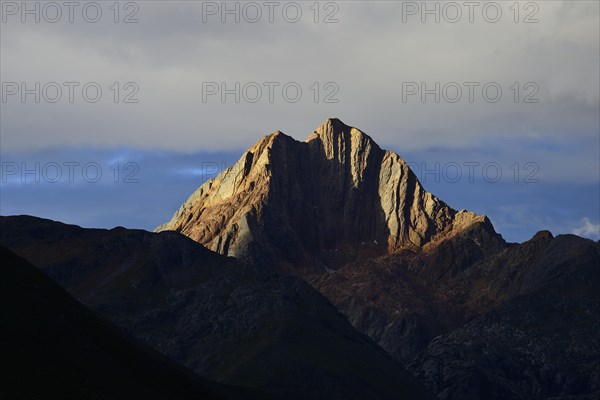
[157,118,487,273]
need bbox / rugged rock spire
[156,118,490,272]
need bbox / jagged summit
[156,118,492,272]
[307,118,376,144]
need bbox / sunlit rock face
[157,118,488,272]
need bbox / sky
[1,0,599,242]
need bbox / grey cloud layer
[1,1,599,186]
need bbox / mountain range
[1,118,598,399]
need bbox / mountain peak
[157,120,492,273]
[314,117,350,135]
[311,117,347,133]
[531,230,553,241]
[307,118,379,157]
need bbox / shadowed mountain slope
[0,215,432,400]
[313,225,600,399]
[0,244,257,400]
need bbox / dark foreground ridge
[0,215,432,400]
[0,244,261,400]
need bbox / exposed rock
[157,118,487,273]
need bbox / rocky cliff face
[157,118,487,272]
